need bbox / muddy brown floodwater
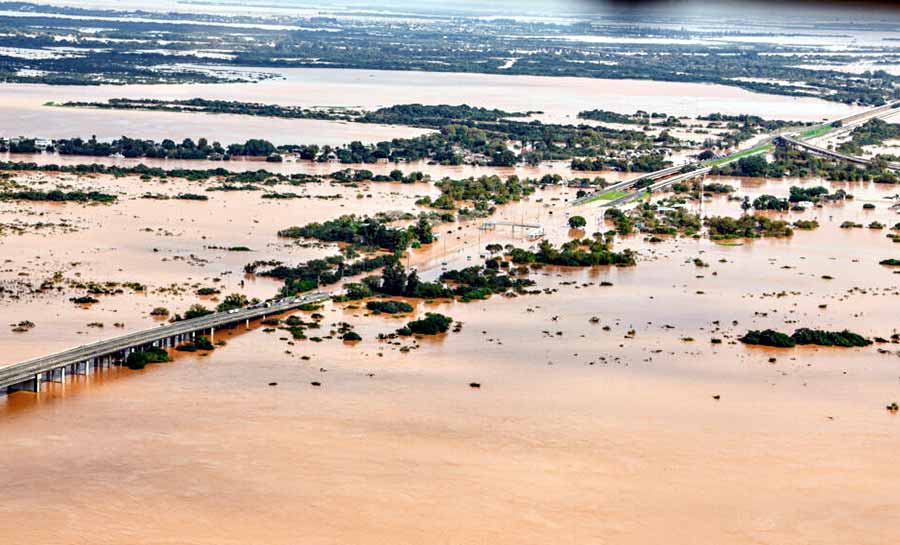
[0,67,867,144]
[2,166,900,544]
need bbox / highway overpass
[777,135,900,171]
[570,164,685,205]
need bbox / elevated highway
[1,292,330,393]
[570,164,685,205]
[777,135,900,171]
[575,101,900,209]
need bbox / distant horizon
[15,0,900,19]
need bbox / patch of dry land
[2,162,900,545]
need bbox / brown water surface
[2,170,900,544]
[0,68,866,144]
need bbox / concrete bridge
[604,166,714,207]
[1,291,330,394]
[571,164,684,205]
[777,135,900,171]
[573,101,900,209]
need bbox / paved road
[571,165,685,205]
[581,101,900,210]
[1,292,330,390]
[779,135,900,171]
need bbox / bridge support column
[210,327,215,343]
[246,318,250,329]
[47,367,66,384]
[6,372,43,394]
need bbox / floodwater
[2,166,900,544]
[0,151,622,181]
[0,67,867,144]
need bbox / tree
[381,261,408,296]
[184,304,213,320]
[413,217,433,244]
[489,149,517,167]
[216,293,249,312]
[736,155,769,177]
[405,313,453,335]
[568,215,587,229]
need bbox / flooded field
[2,164,900,543]
[0,151,623,181]
[0,68,867,144]
[1,0,900,540]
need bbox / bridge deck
[779,136,900,171]
[571,165,684,205]
[1,292,330,391]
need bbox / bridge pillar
[246,318,250,329]
[47,367,66,384]
[7,373,43,394]
[210,327,215,343]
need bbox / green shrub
[739,329,796,348]
[125,347,170,369]
[406,313,453,335]
[366,301,414,314]
[196,287,220,296]
[194,336,215,350]
[791,328,871,347]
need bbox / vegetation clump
[0,189,116,203]
[837,118,900,155]
[196,287,220,296]
[568,215,587,229]
[788,186,829,203]
[791,328,872,347]
[216,293,252,312]
[739,329,796,348]
[706,215,793,239]
[125,347,170,370]
[404,313,453,335]
[752,194,790,211]
[740,328,871,348]
[179,304,214,320]
[278,215,432,252]
[508,238,636,267]
[792,220,820,230]
[366,300,414,314]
